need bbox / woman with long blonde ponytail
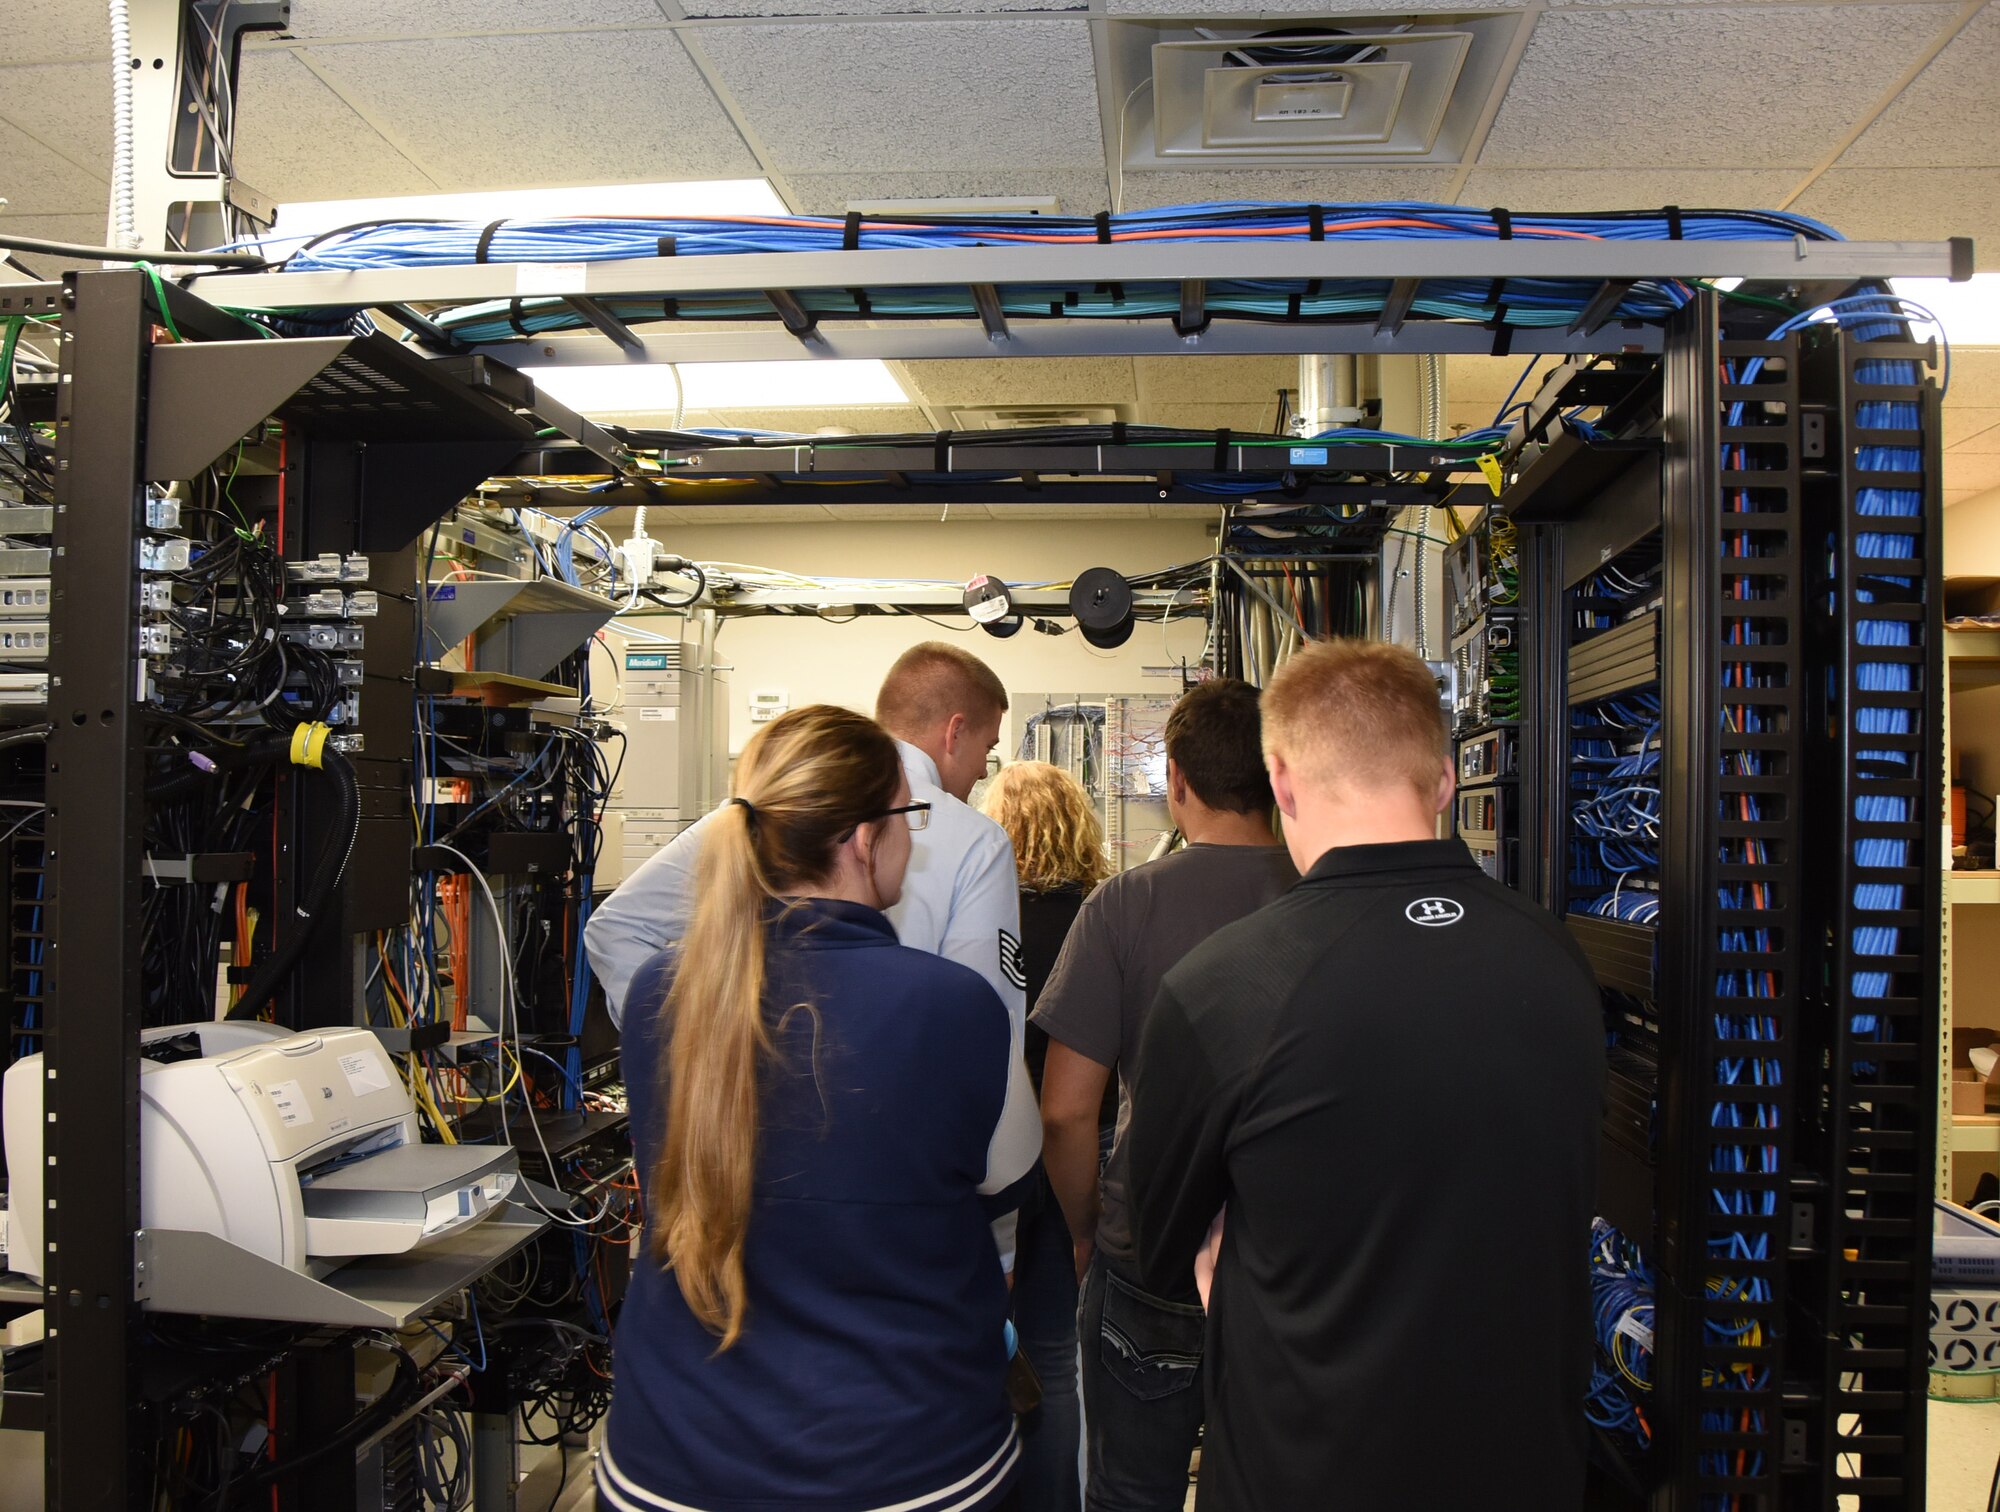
[600,705,1031,1512]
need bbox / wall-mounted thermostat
[749,689,790,724]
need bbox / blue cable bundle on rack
[213,203,1848,343]
[1588,1221,1655,1452]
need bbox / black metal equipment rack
[1507,298,1942,1510]
[31,268,529,1508]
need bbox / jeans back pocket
[1097,1270,1205,1402]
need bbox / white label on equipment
[338,1052,390,1098]
[515,262,588,296]
[1614,1314,1654,1352]
[638,706,677,721]
[267,1079,313,1128]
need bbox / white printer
[3,1023,518,1285]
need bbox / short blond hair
[1261,639,1448,801]
[875,641,1009,738]
[980,761,1111,892]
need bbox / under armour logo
[998,929,1027,990]
[1405,897,1465,927]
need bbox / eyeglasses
[878,802,932,832]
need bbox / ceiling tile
[0,63,109,181]
[1107,0,1519,10]
[0,116,104,216]
[900,357,1138,406]
[784,169,1111,216]
[1479,7,1960,169]
[1133,355,1294,405]
[1948,453,2000,494]
[698,21,1104,175]
[690,0,1078,14]
[1116,168,1458,212]
[1151,502,1223,518]
[1945,408,2000,450]
[1947,352,2000,408]
[1446,353,1547,408]
[1790,168,2000,268]
[0,212,107,276]
[283,0,665,34]
[1457,168,1799,214]
[672,405,932,434]
[1945,488,1985,507]
[1141,401,1287,432]
[10,0,107,64]
[1834,3,2000,169]
[233,50,435,203]
[1950,417,2000,456]
[305,31,758,190]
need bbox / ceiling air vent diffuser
[951,405,1129,430]
[1112,15,1524,170]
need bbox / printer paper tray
[137,1209,545,1327]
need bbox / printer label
[339,1052,392,1099]
[267,1079,313,1128]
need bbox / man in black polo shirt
[1126,638,1602,1511]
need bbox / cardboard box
[1955,1069,1989,1116]
[1950,1029,2000,1111]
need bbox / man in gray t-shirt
[1032,679,1295,1512]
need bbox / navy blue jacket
[599,900,1020,1512]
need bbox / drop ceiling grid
[1477,4,1963,169]
[1824,0,1999,166]
[695,19,1106,175]
[232,50,440,202]
[293,30,761,190]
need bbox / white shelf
[1951,873,2000,907]
[1953,1115,2000,1154]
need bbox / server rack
[1510,300,1943,1510]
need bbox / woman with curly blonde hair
[979,760,1110,1512]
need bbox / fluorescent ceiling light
[273,179,786,239]
[523,360,909,414]
[1891,274,2000,347]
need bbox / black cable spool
[963,574,1021,638]
[1069,566,1135,647]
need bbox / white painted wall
[615,518,1221,756]
[1947,489,2000,577]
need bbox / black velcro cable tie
[1109,282,1125,304]
[1304,278,1322,297]
[1287,293,1303,320]
[842,212,863,251]
[475,220,505,264]
[1110,422,1128,448]
[507,298,529,337]
[1063,291,1079,309]
[933,430,953,473]
[656,236,677,257]
[1307,204,1325,242]
[1094,212,1112,244]
[1663,205,1684,241]
[661,297,679,319]
[848,288,872,316]
[1491,207,1513,241]
[1049,300,1063,317]
[1490,322,1515,359]
[1213,429,1231,471]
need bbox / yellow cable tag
[289,721,333,769]
[1476,455,1505,496]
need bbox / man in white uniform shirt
[586,641,1041,1256]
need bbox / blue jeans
[1011,1170,1083,1512]
[1076,1257,1205,1512]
